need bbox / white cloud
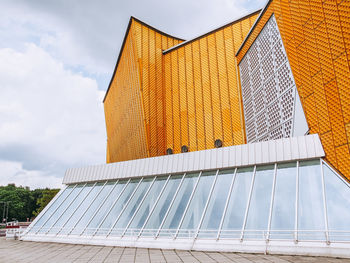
[0,44,106,188]
[0,160,62,189]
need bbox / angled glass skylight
[24,159,350,245]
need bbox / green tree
[0,184,60,222]
[0,184,33,222]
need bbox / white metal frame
[217,168,237,240]
[240,166,256,241]
[121,177,157,237]
[155,173,186,238]
[174,171,202,239]
[92,179,130,236]
[22,158,350,259]
[106,178,143,237]
[67,181,106,236]
[138,175,171,238]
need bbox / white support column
[267,163,277,242]
[138,174,171,238]
[155,173,186,239]
[217,168,237,240]
[320,158,330,244]
[194,170,219,239]
[92,179,130,236]
[121,177,157,237]
[106,178,143,237]
[174,171,202,239]
[240,165,256,241]
[294,161,299,243]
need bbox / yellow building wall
[104,25,148,163]
[104,18,183,162]
[163,12,259,153]
[237,0,350,180]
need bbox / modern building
[22,0,350,258]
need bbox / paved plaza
[1,238,350,263]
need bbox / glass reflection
[198,170,234,238]
[141,175,183,237]
[126,177,167,236]
[178,171,216,238]
[38,185,78,234]
[270,163,296,239]
[298,160,325,240]
[29,186,72,233]
[244,165,274,239]
[60,183,96,235]
[95,179,140,236]
[221,167,253,238]
[111,178,153,236]
[49,184,90,235]
[69,182,107,235]
[159,173,199,237]
[324,163,350,241]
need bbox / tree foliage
[0,184,60,222]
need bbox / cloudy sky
[0,0,265,189]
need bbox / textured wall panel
[104,18,183,162]
[237,0,350,179]
[63,134,324,184]
[163,12,260,154]
[239,15,301,143]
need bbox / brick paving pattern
[1,238,349,263]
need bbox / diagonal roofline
[103,16,185,103]
[162,9,262,55]
[236,0,272,57]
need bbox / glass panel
[28,186,73,233]
[178,171,216,238]
[69,182,109,235]
[60,183,95,235]
[111,178,153,236]
[198,170,234,238]
[298,160,325,240]
[270,163,296,239]
[244,165,274,239]
[39,184,83,234]
[95,179,140,236]
[141,175,182,237]
[159,173,199,237]
[125,177,167,236]
[83,181,125,235]
[324,163,350,241]
[221,167,253,239]
[48,184,90,235]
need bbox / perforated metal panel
[239,15,298,143]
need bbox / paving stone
[1,238,350,263]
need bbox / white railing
[24,226,350,243]
[6,226,27,239]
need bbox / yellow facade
[163,12,259,153]
[104,18,183,162]
[237,0,350,180]
[104,13,259,162]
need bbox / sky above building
[0,0,265,189]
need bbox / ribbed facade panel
[163,12,259,154]
[104,27,148,163]
[104,19,183,162]
[237,0,350,179]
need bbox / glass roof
[25,159,350,244]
